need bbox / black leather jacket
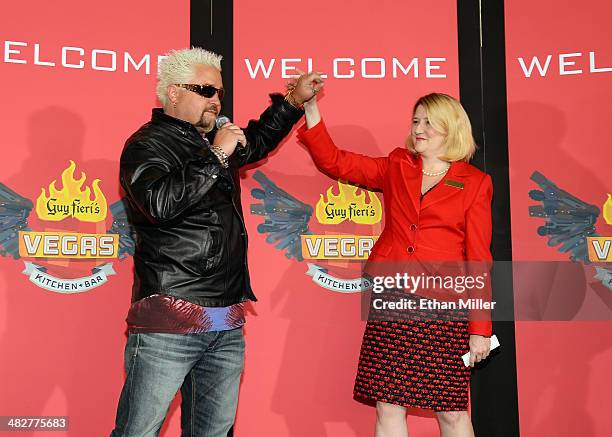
[120,94,303,306]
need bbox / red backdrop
[0,1,188,435]
[233,1,459,435]
[505,1,612,436]
[2,1,468,436]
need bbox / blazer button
[410,224,417,231]
[407,246,415,253]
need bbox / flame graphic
[316,181,382,225]
[36,161,107,222]
[603,193,612,225]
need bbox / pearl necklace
[422,164,450,177]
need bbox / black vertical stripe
[458,0,521,435]
[191,0,234,119]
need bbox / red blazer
[297,120,493,336]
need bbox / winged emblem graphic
[528,171,612,289]
[250,170,313,261]
[250,170,381,293]
[0,182,135,260]
[0,183,33,259]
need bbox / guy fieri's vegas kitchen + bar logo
[0,161,133,293]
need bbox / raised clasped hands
[286,70,325,107]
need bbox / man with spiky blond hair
[109,47,320,437]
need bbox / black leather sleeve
[120,142,221,224]
[231,93,304,167]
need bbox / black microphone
[215,115,246,148]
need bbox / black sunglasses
[175,84,224,101]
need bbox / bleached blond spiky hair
[156,47,223,106]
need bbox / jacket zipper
[227,172,250,298]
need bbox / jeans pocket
[124,333,141,372]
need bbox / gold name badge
[444,179,464,189]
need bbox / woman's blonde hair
[405,93,476,162]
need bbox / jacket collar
[151,108,216,145]
[399,150,471,212]
[151,108,207,137]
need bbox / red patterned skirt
[353,294,471,411]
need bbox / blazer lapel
[398,150,421,213]
[420,162,469,211]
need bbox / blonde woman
[294,80,492,437]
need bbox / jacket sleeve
[120,142,222,224]
[465,174,494,336]
[231,93,304,167]
[296,119,388,191]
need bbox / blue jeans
[110,328,244,437]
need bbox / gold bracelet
[284,89,302,109]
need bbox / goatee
[197,110,216,133]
